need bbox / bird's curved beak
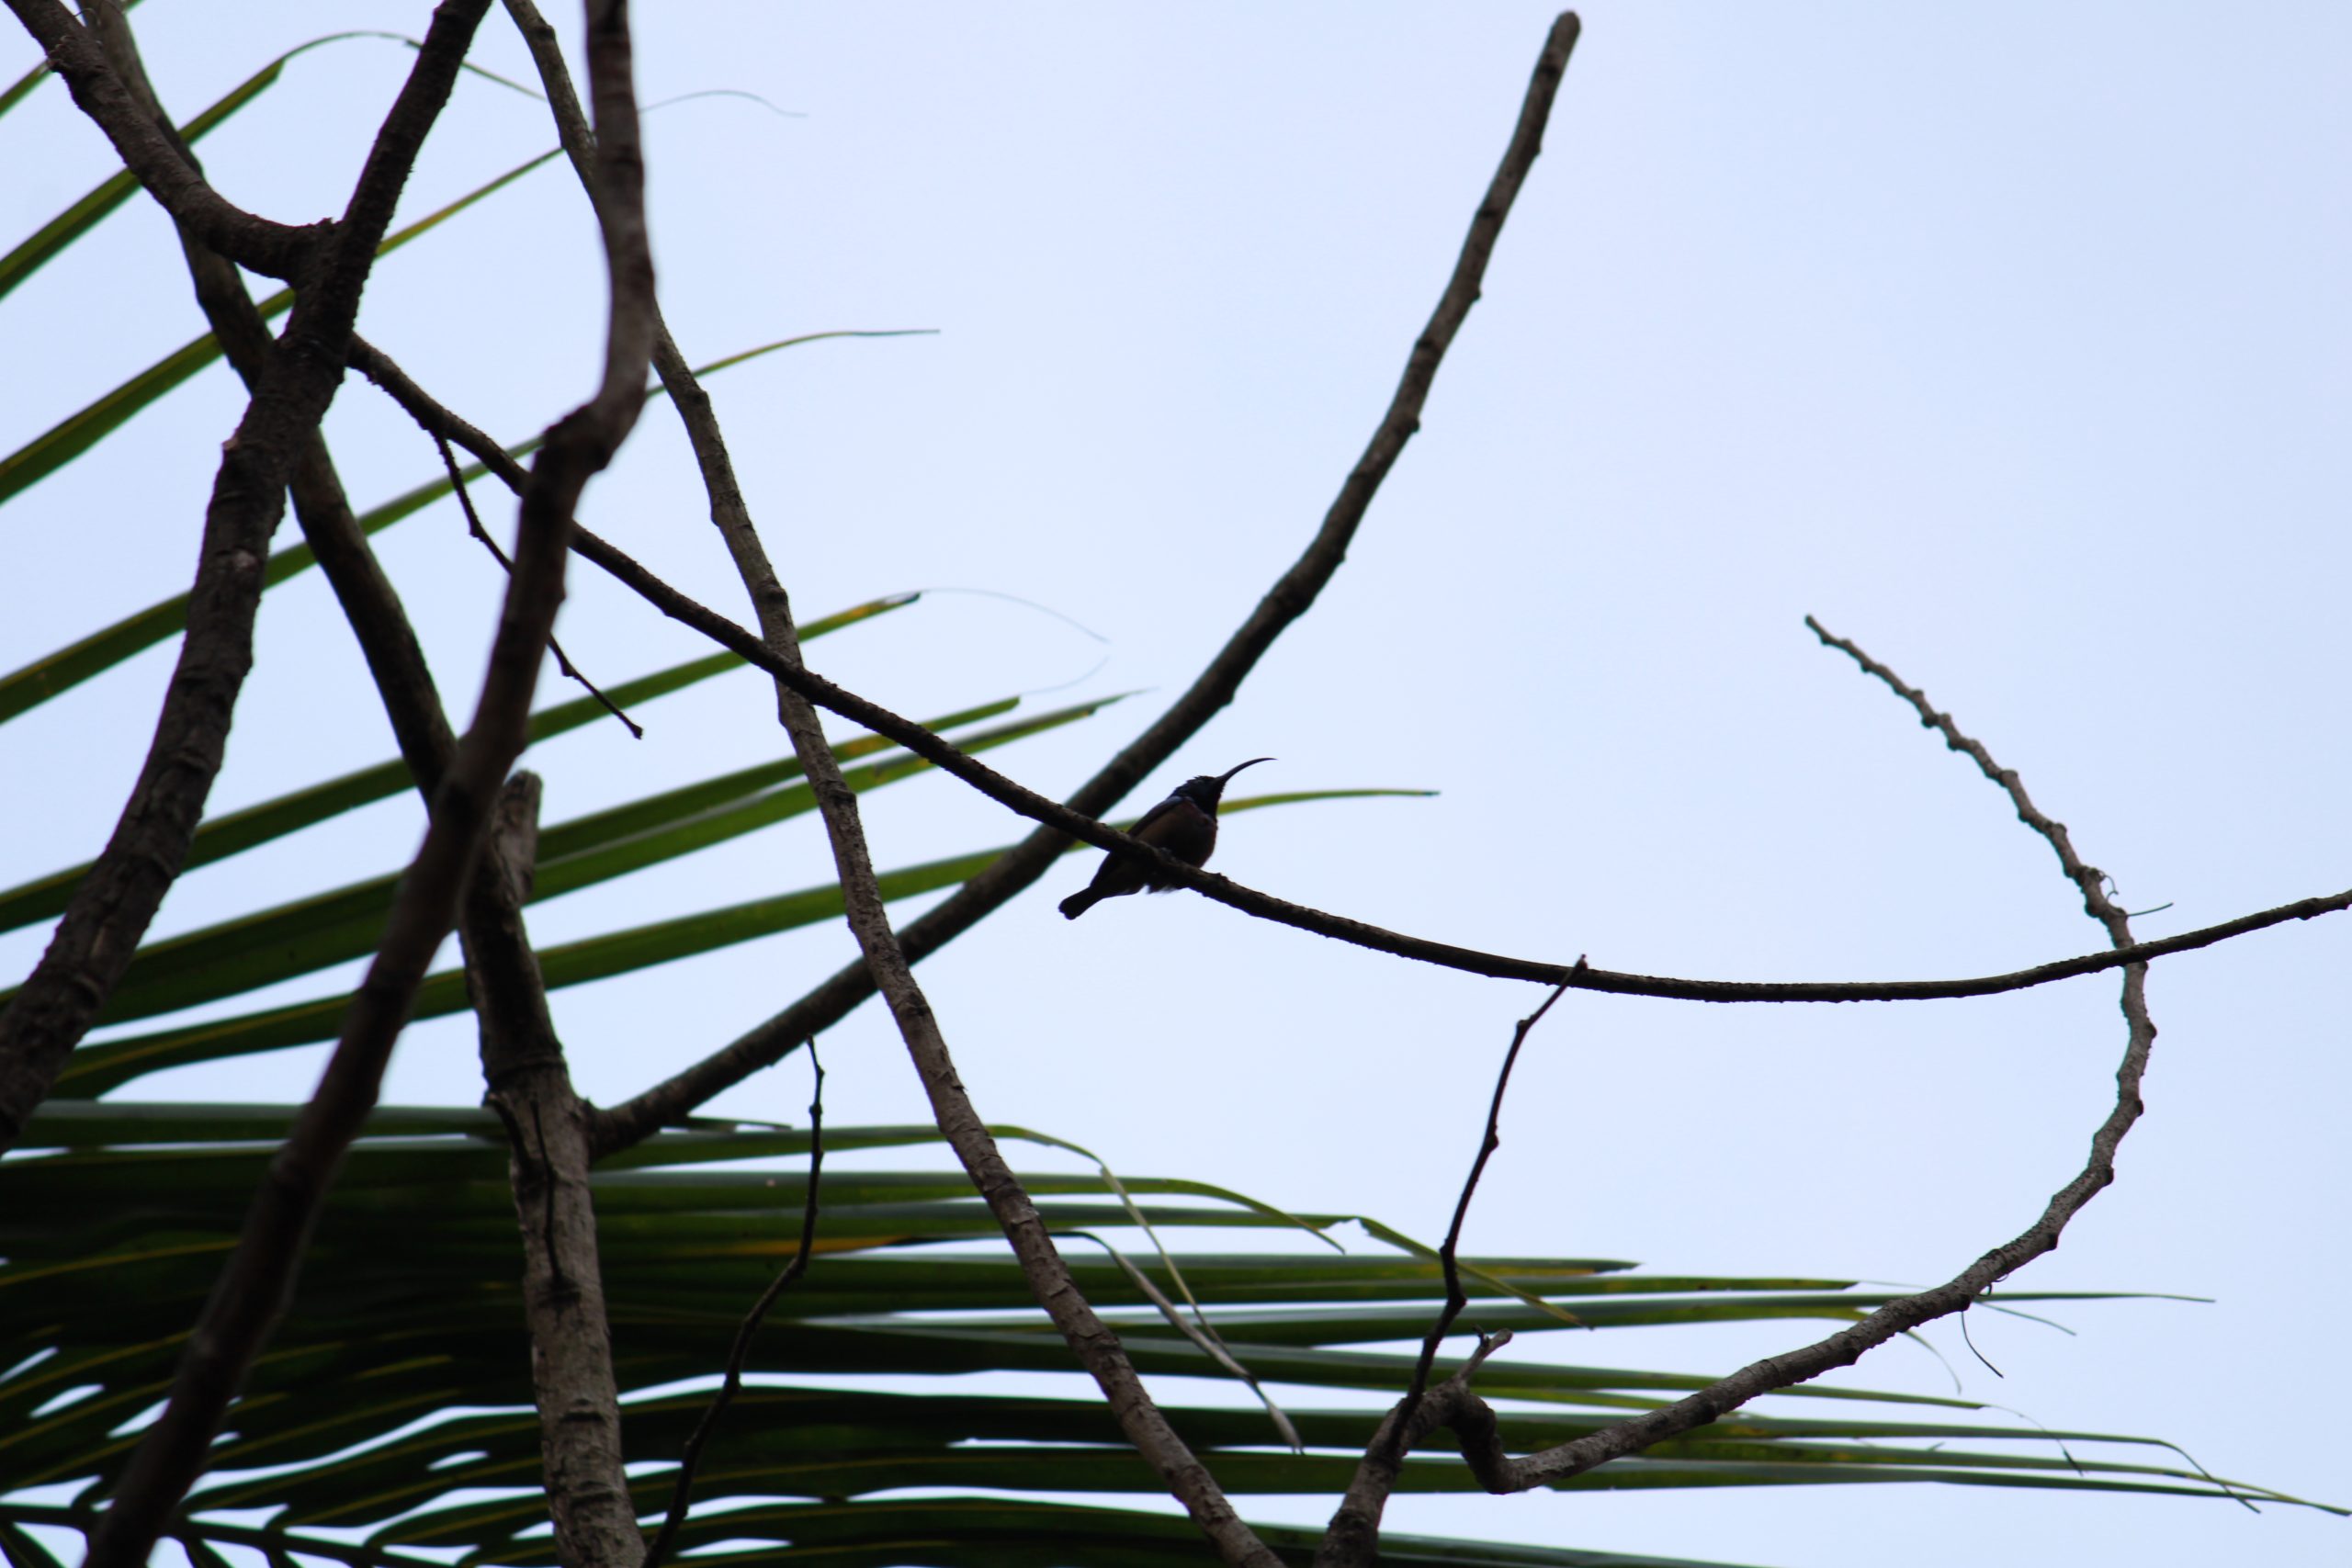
[1217,757,1275,786]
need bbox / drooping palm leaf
[16,694,1110,1028]
[0,595,912,934]
[0,1105,2316,1568]
[0,1499,1778,1568]
[0,144,565,520]
[0,323,926,720]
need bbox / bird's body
[1058,758,1272,919]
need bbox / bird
[1058,758,1272,919]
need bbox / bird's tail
[1058,888,1101,920]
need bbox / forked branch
[76,3,655,1561]
[0,0,498,1155]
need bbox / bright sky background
[3,5,2346,1566]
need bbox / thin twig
[556,546,2351,1000]
[1320,983,1569,1564]
[1804,615,2123,934]
[1396,979,1574,1427]
[431,432,641,737]
[642,1042,824,1568]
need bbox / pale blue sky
[3,6,2346,1565]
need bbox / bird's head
[1172,757,1273,811]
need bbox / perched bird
[1058,758,1272,919]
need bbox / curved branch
[1314,626,2168,1559]
[3,0,318,276]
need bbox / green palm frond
[0,1105,2317,1568]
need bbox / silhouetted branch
[593,8,1586,1156]
[431,431,641,736]
[1804,615,2125,932]
[75,4,655,1559]
[1407,984,1572,1408]
[642,1043,825,1568]
[1318,981,1569,1566]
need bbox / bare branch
[1408,984,1572,1407]
[642,1043,825,1568]
[499,6,1318,1557]
[0,0,497,1154]
[85,290,570,1568]
[74,2,659,1554]
[1317,983,1570,1566]
[470,777,644,1568]
[578,0,655,417]
[1804,616,2127,936]
[1312,628,2169,1555]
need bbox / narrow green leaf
[0,60,52,123]
[0,1518,68,1568]
[527,695,1108,902]
[1357,1215,1588,1329]
[37,696,1108,1024]
[10,1100,512,1147]
[3,29,316,302]
[0,595,915,934]
[0,2,139,121]
[0,1509,457,1568]
[54,788,1404,1093]
[5,1101,2323,1558]
[0,321,923,720]
[0,144,563,516]
[528,691,1015,874]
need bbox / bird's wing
[1128,793,1188,844]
